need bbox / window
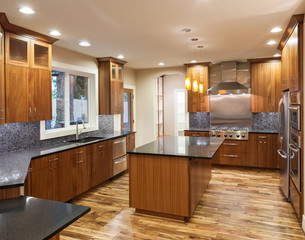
[122,88,134,131]
[41,68,97,139]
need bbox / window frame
[40,67,98,140]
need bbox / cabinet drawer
[220,140,249,154]
[218,153,250,167]
[290,179,301,219]
[91,141,108,152]
[184,131,209,137]
[31,154,59,170]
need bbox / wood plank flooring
[61,166,305,240]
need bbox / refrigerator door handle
[277,149,287,158]
[277,97,284,143]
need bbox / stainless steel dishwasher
[112,137,127,176]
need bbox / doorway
[122,88,134,131]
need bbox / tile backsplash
[189,112,278,131]
[0,115,114,152]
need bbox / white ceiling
[1,0,305,69]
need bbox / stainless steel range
[209,127,249,140]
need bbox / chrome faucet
[76,119,86,140]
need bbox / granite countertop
[0,196,90,240]
[128,136,224,159]
[184,128,278,134]
[0,131,135,189]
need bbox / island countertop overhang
[127,136,224,159]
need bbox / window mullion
[65,72,70,128]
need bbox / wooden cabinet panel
[187,64,209,113]
[98,58,126,115]
[29,68,52,121]
[251,61,281,112]
[281,44,290,91]
[0,25,4,125]
[256,134,277,168]
[126,133,136,151]
[5,64,29,123]
[184,131,209,137]
[290,179,301,219]
[288,25,300,92]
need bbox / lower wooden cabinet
[25,139,113,202]
[184,131,209,137]
[256,134,277,168]
[126,133,135,151]
[290,179,302,219]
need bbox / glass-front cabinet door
[5,32,30,67]
[111,63,117,80]
[118,65,123,81]
[31,40,52,70]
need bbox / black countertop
[128,136,224,159]
[0,131,135,189]
[0,196,90,240]
[184,128,278,134]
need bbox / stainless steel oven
[289,92,301,131]
[289,128,301,192]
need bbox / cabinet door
[30,40,52,71]
[5,32,30,67]
[90,150,102,187]
[0,25,4,125]
[288,25,300,92]
[257,134,277,168]
[31,166,53,200]
[127,133,135,151]
[281,44,290,91]
[111,79,123,114]
[29,68,52,121]
[5,64,29,123]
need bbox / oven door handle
[289,144,299,153]
[288,106,299,110]
[277,149,287,158]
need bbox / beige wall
[164,74,185,136]
[135,66,186,147]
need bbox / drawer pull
[258,136,267,139]
[78,151,84,154]
[98,145,105,148]
[49,157,59,162]
[223,143,238,146]
[221,154,238,158]
[77,160,84,164]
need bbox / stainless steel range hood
[207,61,251,95]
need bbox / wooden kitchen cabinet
[250,60,281,112]
[0,24,5,125]
[184,131,209,137]
[126,133,136,151]
[255,133,277,168]
[186,63,210,113]
[290,178,302,219]
[97,57,127,115]
[31,40,52,70]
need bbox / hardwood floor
[61,166,305,240]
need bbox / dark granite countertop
[0,131,135,189]
[184,128,277,134]
[128,136,224,159]
[0,196,90,240]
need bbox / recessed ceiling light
[19,7,35,14]
[273,54,281,57]
[197,45,204,48]
[158,62,165,66]
[79,41,91,47]
[49,30,61,36]
[191,60,197,63]
[270,27,282,33]
[191,38,198,41]
[117,54,125,59]
[267,40,276,45]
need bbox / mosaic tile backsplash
[189,112,278,131]
[0,115,114,152]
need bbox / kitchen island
[128,136,223,221]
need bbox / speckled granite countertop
[0,196,90,240]
[184,128,278,134]
[128,136,224,159]
[0,131,135,189]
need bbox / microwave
[289,92,301,131]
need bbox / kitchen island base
[129,152,219,220]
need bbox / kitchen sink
[68,136,105,143]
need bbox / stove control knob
[229,134,233,137]
[236,135,240,138]
[224,134,227,137]
[217,134,221,137]
[212,133,216,137]
[242,135,245,138]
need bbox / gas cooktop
[209,127,249,140]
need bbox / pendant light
[183,28,191,90]
[199,83,204,93]
[193,79,198,92]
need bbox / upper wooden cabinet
[0,24,5,125]
[97,57,127,115]
[186,62,210,113]
[278,14,303,92]
[0,13,57,123]
[249,59,281,112]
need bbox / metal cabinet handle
[289,144,299,153]
[277,149,287,158]
[49,157,59,162]
[77,151,83,154]
[221,154,238,158]
[98,145,105,148]
[34,107,37,120]
[288,106,299,110]
[223,143,238,146]
[29,107,32,120]
[114,139,126,144]
[258,136,267,139]
[77,160,84,164]
[193,134,200,137]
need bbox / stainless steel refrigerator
[277,91,290,200]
